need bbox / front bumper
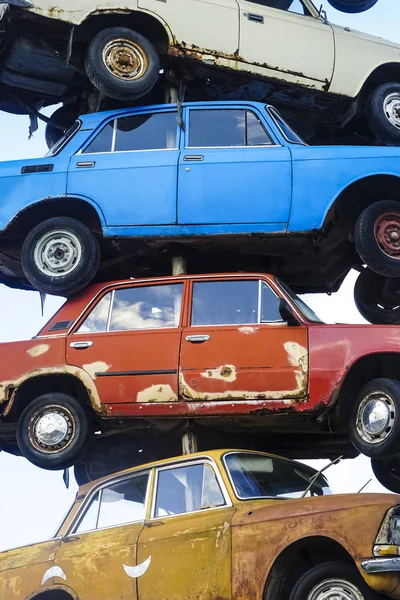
[362,557,400,574]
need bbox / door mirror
[279,299,299,326]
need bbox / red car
[1,272,400,490]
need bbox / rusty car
[2,449,400,600]
[2,272,400,492]
[2,101,400,325]
[0,0,394,149]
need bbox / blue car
[2,100,400,323]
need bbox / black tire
[85,27,160,101]
[45,104,79,150]
[16,393,92,470]
[289,561,379,600]
[354,268,400,324]
[21,217,100,296]
[355,201,400,278]
[328,0,378,12]
[349,378,400,459]
[366,83,400,146]
[372,456,400,493]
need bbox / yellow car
[2,449,400,600]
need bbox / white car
[0,0,395,145]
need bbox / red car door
[66,281,184,408]
[179,277,308,405]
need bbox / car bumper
[362,557,400,573]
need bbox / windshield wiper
[301,455,342,498]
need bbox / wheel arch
[356,62,400,105]
[27,585,79,600]
[263,535,354,600]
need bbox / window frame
[185,106,280,149]
[150,459,231,521]
[77,108,180,155]
[189,279,284,328]
[68,469,152,537]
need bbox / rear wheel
[366,83,400,146]
[354,269,400,324]
[372,456,400,493]
[327,0,378,12]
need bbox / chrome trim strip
[361,557,400,573]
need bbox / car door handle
[186,335,210,343]
[183,155,204,161]
[69,341,93,349]
[247,13,264,23]
[76,161,96,168]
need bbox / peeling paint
[238,327,256,335]
[201,365,237,383]
[27,344,50,358]
[82,361,110,379]
[137,384,177,403]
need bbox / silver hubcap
[356,391,396,444]
[29,405,75,453]
[384,93,400,129]
[308,579,364,600]
[34,230,82,277]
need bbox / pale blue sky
[0,0,398,553]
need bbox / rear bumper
[362,557,400,573]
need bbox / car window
[188,109,272,147]
[154,463,225,518]
[83,121,114,154]
[77,283,183,333]
[75,473,149,533]
[115,112,178,151]
[244,0,311,15]
[191,280,282,326]
[267,107,305,145]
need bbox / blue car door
[178,106,291,228]
[67,109,180,227]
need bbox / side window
[77,293,112,333]
[191,280,282,326]
[75,473,149,533]
[244,0,310,15]
[115,112,178,151]
[154,463,225,518]
[83,121,114,154]
[188,109,272,147]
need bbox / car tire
[16,393,92,470]
[289,561,379,600]
[355,201,400,278]
[349,378,400,459]
[366,83,400,146]
[327,0,378,12]
[371,456,400,493]
[85,27,160,101]
[21,217,100,296]
[45,104,79,150]
[354,269,400,324]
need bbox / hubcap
[374,212,400,259]
[308,579,364,600]
[34,230,82,277]
[28,405,75,454]
[356,391,396,445]
[102,39,148,81]
[384,93,400,129]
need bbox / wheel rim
[28,405,76,454]
[33,230,82,278]
[374,212,400,259]
[355,391,396,445]
[383,93,400,129]
[308,579,364,600]
[102,39,148,81]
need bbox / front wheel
[354,269,400,324]
[327,0,378,12]
[372,456,400,493]
[85,27,160,101]
[21,217,100,296]
[16,393,92,470]
[349,378,400,458]
[366,83,400,146]
[289,561,379,600]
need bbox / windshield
[45,120,81,157]
[224,453,332,499]
[267,106,306,145]
[277,279,324,324]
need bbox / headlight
[375,506,400,546]
[391,517,400,545]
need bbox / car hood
[331,23,400,51]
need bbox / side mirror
[279,299,299,327]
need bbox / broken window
[188,109,272,147]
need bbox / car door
[237,0,334,90]
[178,106,292,227]
[55,471,149,600]
[179,277,309,402]
[66,281,184,407]
[137,0,239,57]
[67,109,180,227]
[137,460,234,600]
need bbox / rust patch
[137,384,178,403]
[202,365,237,383]
[82,361,110,379]
[238,327,256,335]
[26,344,50,358]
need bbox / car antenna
[357,478,373,493]
[301,455,343,498]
